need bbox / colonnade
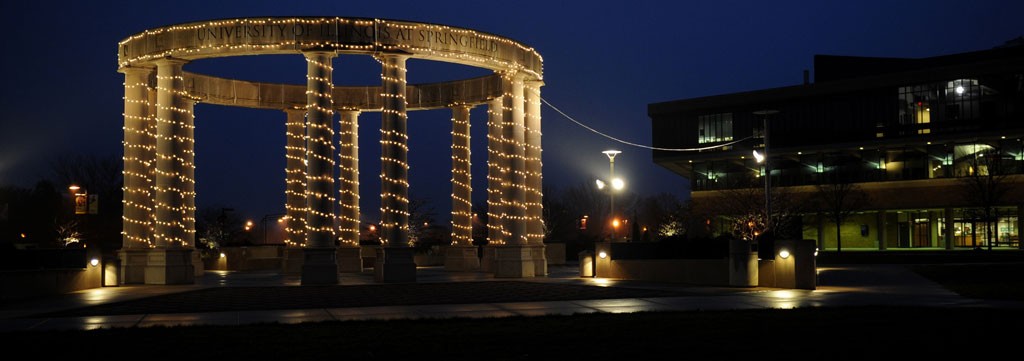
[119,54,545,285]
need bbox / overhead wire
[541,97,752,152]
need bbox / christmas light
[303,52,337,247]
[450,104,473,246]
[337,109,361,247]
[377,54,411,246]
[116,17,549,272]
[283,108,308,247]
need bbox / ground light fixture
[598,251,607,259]
[779,249,791,259]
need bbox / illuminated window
[697,113,733,144]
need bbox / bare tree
[699,180,805,241]
[815,181,869,253]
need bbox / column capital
[448,102,475,110]
[374,53,410,62]
[283,107,306,115]
[153,57,189,67]
[301,50,337,59]
[524,79,545,88]
[338,107,362,115]
[118,66,154,75]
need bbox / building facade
[650,42,1024,250]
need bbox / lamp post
[598,150,623,241]
[260,213,287,245]
[753,110,778,233]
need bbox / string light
[450,104,473,246]
[486,97,505,245]
[377,54,411,246]
[151,58,195,248]
[337,109,361,247]
[117,17,548,263]
[524,81,545,244]
[303,52,337,247]
[283,108,307,247]
[120,67,155,248]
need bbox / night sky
[1,0,1021,223]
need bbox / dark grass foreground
[914,263,1024,301]
[8,307,1023,360]
[36,281,696,317]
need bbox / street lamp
[601,150,623,241]
[753,109,779,234]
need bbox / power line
[541,97,751,152]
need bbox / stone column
[877,210,887,250]
[482,97,504,272]
[282,108,307,275]
[375,54,416,282]
[495,72,534,278]
[337,109,362,273]
[147,58,194,285]
[301,51,338,285]
[524,80,547,275]
[945,207,955,250]
[182,98,202,277]
[446,104,479,271]
[119,66,154,284]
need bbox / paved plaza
[2,264,1020,331]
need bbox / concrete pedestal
[530,244,547,276]
[282,247,304,275]
[119,249,149,284]
[494,245,535,278]
[144,248,195,285]
[191,250,204,277]
[337,247,363,273]
[480,245,496,272]
[728,238,758,287]
[444,245,480,271]
[301,247,338,285]
[375,247,417,282]
[773,239,817,290]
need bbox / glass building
[649,42,1024,250]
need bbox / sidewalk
[1,264,1017,331]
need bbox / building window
[697,113,733,144]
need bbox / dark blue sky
[1,0,1021,223]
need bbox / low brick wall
[1,266,102,302]
[604,258,730,285]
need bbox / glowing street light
[600,150,625,241]
[753,109,779,239]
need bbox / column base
[301,247,338,285]
[374,247,417,283]
[144,248,195,285]
[337,247,363,273]
[282,247,305,275]
[119,249,149,285]
[191,250,204,277]
[480,245,497,273]
[494,245,536,278]
[530,244,547,276]
[444,245,480,271]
